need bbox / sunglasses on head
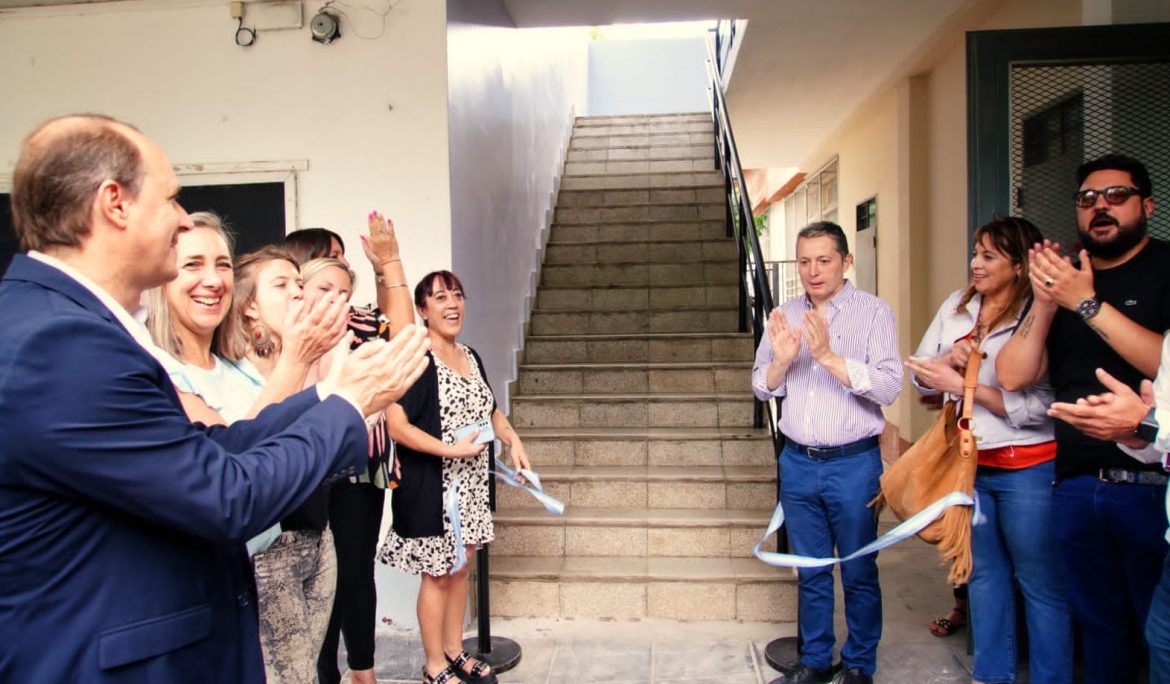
[1073,185,1143,208]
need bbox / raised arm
[1033,246,1162,378]
[362,211,414,335]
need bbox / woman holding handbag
[905,216,1071,684]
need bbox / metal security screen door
[968,23,1170,242]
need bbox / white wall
[446,0,588,407]
[0,0,453,310]
[587,37,709,115]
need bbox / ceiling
[1,0,975,169]
[486,0,974,169]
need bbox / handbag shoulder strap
[957,348,984,459]
[960,349,983,420]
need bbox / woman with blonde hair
[285,215,414,684]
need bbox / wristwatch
[1136,407,1159,444]
[1077,297,1102,321]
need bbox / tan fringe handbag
[870,350,982,584]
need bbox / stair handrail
[704,33,778,424]
[705,31,789,558]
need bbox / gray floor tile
[653,639,756,680]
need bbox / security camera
[310,9,340,44]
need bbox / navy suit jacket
[0,254,369,682]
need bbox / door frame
[966,22,1170,238]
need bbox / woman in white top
[147,213,346,427]
[146,215,347,684]
[906,216,1071,684]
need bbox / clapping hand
[905,355,964,396]
[767,309,801,366]
[282,292,349,366]
[324,324,430,417]
[802,310,833,364]
[1048,368,1154,446]
[1030,240,1095,311]
[948,338,975,370]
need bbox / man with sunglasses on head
[999,154,1170,684]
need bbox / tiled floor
[362,529,978,683]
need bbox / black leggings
[317,480,385,682]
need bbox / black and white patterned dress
[380,344,495,576]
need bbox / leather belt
[787,436,880,460]
[1099,468,1169,486]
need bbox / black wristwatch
[1077,297,1102,321]
[1136,407,1160,444]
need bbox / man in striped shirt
[752,221,903,684]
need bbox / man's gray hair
[797,221,850,257]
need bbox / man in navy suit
[0,114,430,682]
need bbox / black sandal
[928,606,967,638]
[423,665,460,684]
[445,650,498,684]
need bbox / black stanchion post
[764,432,802,675]
[463,443,521,673]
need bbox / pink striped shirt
[751,281,902,447]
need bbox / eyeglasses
[1073,185,1143,208]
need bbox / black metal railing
[705,31,782,461]
[713,19,738,79]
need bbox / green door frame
[966,22,1170,239]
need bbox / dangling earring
[250,324,276,358]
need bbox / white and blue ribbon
[445,482,467,574]
[492,457,565,516]
[753,491,975,569]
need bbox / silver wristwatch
[1076,297,1102,321]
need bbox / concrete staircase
[491,113,797,622]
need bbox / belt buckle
[806,445,826,459]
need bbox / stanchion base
[461,636,522,674]
[763,636,800,674]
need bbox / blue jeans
[1052,474,1168,684]
[1148,551,1170,684]
[780,443,882,675]
[968,461,1071,684]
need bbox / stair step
[554,203,722,225]
[492,506,772,559]
[560,171,723,192]
[487,556,795,621]
[549,221,727,245]
[571,121,713,137]
[536,285,737,312]
[516,362,750,395]
[556,186,724,208]
[495,465,774,511]
[509,393,754,429]
[567,144,712,164]
[564,158,714,175]
[516,426,775,467]
[529,308,740,335]
[544,240,735,264]
[570,131,714,150]
[575,112,709,126]
[522,332,754,364]
[540,261,737,289]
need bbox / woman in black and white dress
[379,270,530,684]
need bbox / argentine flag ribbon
[492,457,566,516]
[754,491,975,568]
[445,482,468,574]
